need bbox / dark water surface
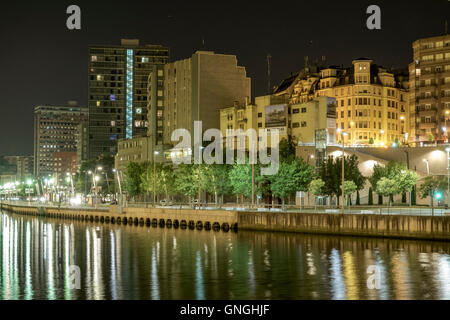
[1,211,449,300]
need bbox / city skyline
[0,0,448,156]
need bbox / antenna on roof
[201,36,205,48]
[267,54,272,95]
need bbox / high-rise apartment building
[276,58,409,146]
[408,34,450,144]
[155,51,251,154]
[16,156,34,181]
[34,102,88,178]
[88,39,169,159]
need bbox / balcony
[418,96,437,104]
[418,109,437,117]
[418,122,437,130]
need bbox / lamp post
[251,163,255,209]
[26,179,33,205]
[380,129,385,147]
[66,172,74,196]
[337,128,347,213]
[153,151,159,207]
[349,121,355,146]
[197,147,204,210]
[113,169,122,204]
[443,126,447,143]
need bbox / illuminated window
[96,101,101,107]
[136,108,142,114]
[96,75,103,81]
[91,55,97,62]
[142,57,149,63]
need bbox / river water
[0,211,449,300]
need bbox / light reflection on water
[0,212,450,300]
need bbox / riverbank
[1,202,450,241]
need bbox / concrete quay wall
[2,203,450,240]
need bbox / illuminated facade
[279,58,409,146]
[33,102,87,178]
[220,96,336,150]
[88,39,169,159]
[408,34,450,144]
[161,51,251,149]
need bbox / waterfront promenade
[1,200,450,241]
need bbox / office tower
[158,51,251,149]
[34,101,88,178]
[409,34,450,144]
[88,39,169,159]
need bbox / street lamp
[380,129,385,147]
[349,121,355,146]
[66,172,74,196]
[337,128,348,213]
[197,146,204,209]
[113,169,122,204]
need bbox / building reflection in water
[0,212,450,300]
[329,248,346,300]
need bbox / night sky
[0,0,448,156]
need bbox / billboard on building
[265,105,287,128]
[326,97,337,120]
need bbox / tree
[278,137,296,162]
[376,177,399,206]
[318,156,340,205]
[140,163,155,201]
[229,161,252,203]
[369,163,386,205]
[341,180,357,206]
[418,175,447,208]
[124,162,146,199]
[368,137,374,145]
[201,164,231,207]
[319,155,365,206]
[156,164,175,200]
[269,159,314,210]
[174,164,198,201]
[309,179,325,209]
[368,187,373,205]
[369,161,418,206]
